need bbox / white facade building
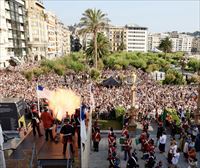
[171,34,193,53]
[125,24,148,52]
[148,33,169,51]
[0,0,27,68]
[0,0,9,68]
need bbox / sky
[44,0,200,33]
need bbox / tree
[159,37,172,56]
[86,33,110,65]
[79,8,109,69]
[117,41,126,52]
[187,58,200,72]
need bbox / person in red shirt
[122,126,128,137]
[124,134,132,161]
[94,128,101,152]
[40,108,54,141]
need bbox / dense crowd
[0,67,198,118]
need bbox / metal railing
[29,143,36,168]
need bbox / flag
[36,85,52,99]
[80,104,87,146]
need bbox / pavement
[89,122,200,168]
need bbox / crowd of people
[0,67,198,119]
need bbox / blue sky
[44,0,199,33]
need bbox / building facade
[124,24,148,52]
[26,0,48,61]
[0,0,8,67]
[192,37,200,53]
[171,34,193,53]
[109,26,125,52]
[45,11,57,59]
[0,0,27,68]
[62,26,71,55]
[148,33,169,51]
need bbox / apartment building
[56,20,63,57]
[62,26,71,55]
[45,11,57,59]
[109,26,125,51]
[0,0,8,67]
[0,0,27,68]
[26,0,48,61]
[171,34,193,53]
[192,37,200,53]
[148,33,169,51]
[125,24,148,52]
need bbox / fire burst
[48,89,81,121]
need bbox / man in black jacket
[60,118,75,156]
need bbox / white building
[171,34,193,53]
[0,0,8,68]
[148,33,169,51]
[0,0,27,68]
[125,24,148,52]
[45,11,57,59]
[26,0,48,61]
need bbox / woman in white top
[159,131,167,153]
[171,148,180,168]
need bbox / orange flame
[48,89,81,121]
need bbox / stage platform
[5,126,80,168]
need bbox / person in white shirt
[172,148,180,168]
[159,131,167,153]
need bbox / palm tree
[86,33,110,65]
[159,37,172,59]
[79,9,109,69]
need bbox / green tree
[79,9,109,69]
[86,33,110,65]
[187,58,200,72]
[159,37,172,56]
[163,69,186,85]
[117,41,126,52]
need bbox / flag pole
[36,81,40,114]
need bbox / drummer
[122,125,129,137]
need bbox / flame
[48,89,81,121]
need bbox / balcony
[22,43,25,47]
[8,43,14,48]
[18,9,23,15]
[8,33,13,38]
[20,26,24,31]
[19,18,23,23]
[8,51,14,57]
[7,23,12,29]
[21,35,25,39]
[6,13,11,20]
[5,3,10,10]
[23,51,26,55]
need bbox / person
[145,152,156,168]
[171,148,180,168]
[94,128,101,152]
[188,148,196,161]
[31,109,43,137]
[127,151,139,168]
[121,125,128,137]
[40,108,54,141]
[124,134,132,161]
[123,112,130,126]
[60,118,75,156]
[159,131,167,153]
